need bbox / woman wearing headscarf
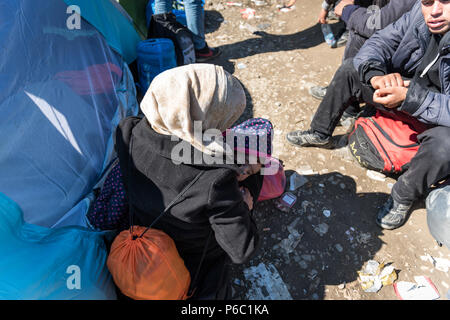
[114,64,264,299]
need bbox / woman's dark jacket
[115,116,262,278]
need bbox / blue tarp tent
[0,0,140,228]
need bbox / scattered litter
[314,223,329,237]
[277,4,295,12]
[276,192,297,212]
[308,269,318,280]
[251,0,266,6]
[301,200,312,212]
[394,276,440,300]
[323,209,331,218]
[243,263,293,300]
[240,8,256,19]
[226,1,242,6]
[237,63,247,69]
[298,260,308,269]
[289,172,308,191]
[233,278,242,286]
[420,254,450,273]
[345,227,356,243]
[279,218,304,254]
[357,260,397,293]
[297,165,316,175]
[357,232,371,245]
[263,227,271,232]
[335,244,343,252]
[239,22,258,33]
[257,23,271,30]
[366,170,386,182]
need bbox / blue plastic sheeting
[63,0,142,63]
[0,193,117,300]
[0,0,139,228]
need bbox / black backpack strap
[138,169,204,238]
[188,229,213,297]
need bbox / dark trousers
[341,31,369,116]
[310,58,381,136]
[344,31,368,61]
[309,58,450,203]
[392,126,450,204]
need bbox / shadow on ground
[205,9,346,74]
[231,171,389,300]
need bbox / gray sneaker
[376,196,413,230]
[337,30,349,48]
[327,10,339,21]
[309,86,328,100]
[286,129,333,148]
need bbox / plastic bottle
[137,39,177,93]
[321,24,337,48]
[426,185,450,249]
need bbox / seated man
[287,0,450,230]
[310,0,417,123]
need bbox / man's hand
[334,0,354,17]
[370,73,409,90]
[373,86,409,109]
[318,8,328,24]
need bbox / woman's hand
[240,187,254,210]
[237,163,262,182]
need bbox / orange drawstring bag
[107,226,191,300]
[107,139,209,300]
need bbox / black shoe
[195,45,221,62]
[376,196,413,230]
[286,129,333,148]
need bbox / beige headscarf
[141,64,246,156]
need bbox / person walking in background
[154,0,221,62]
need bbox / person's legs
[287,58,380,148]
[183,0,206,50]
[343,30,367,61]
[393,126,450,204]
[310,58,377,136]
[154,0,174,15]
[377,126,450,229]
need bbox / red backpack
[348,110,430,174]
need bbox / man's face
[422,0,450,34]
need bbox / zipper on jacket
[420,52,441,78]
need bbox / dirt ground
[202,0,450,300]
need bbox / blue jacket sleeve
[347,0,416,39]
[353,5,414,85]
[400,81,450,127]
